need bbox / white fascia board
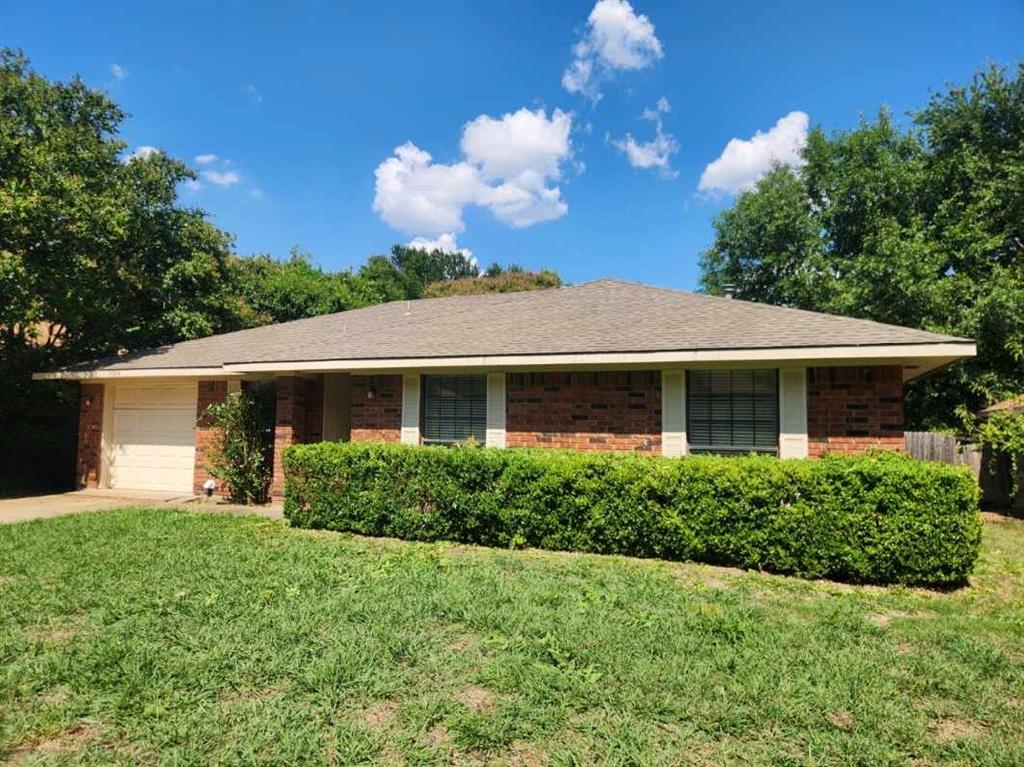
[34,342,975,380]
[32,367,242,381]
[221,343,976,374]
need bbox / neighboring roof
[42,279,972,376]
[980,397,1024,417]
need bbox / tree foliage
[0,49,246,489]
[202,389,275,504]
[700,63,1024,427]
[229,249,360,325]
[423,269,562,298]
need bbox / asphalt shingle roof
[61,279,969,373]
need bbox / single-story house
[34,279,975,497]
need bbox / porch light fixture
[366,386,377,400]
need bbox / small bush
[283,443,982,586]
[202,389,274,504]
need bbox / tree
[423,269,562,297]
[230,249,360,324]
[388,244,478,295]
[700,63,1024,428]
[0,50,244,490]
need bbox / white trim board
[34,342,975,381]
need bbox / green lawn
[1,510,1022,766]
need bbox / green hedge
[283,442,982,586]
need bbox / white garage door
[110,383,197,493]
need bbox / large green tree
[0,50,244,490]
[701,63,1024,428]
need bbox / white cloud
[125,145,159,162]
[374,143,486,234]
[201,169,241,187]
[183,179,203,193]
[698,110,809,195]
[407,232,475,263]
[373,108,574,237]
[248,188,265,200]
[110,63,128,80]
[195,154,218,165]
[243,84,263,104]
[611,97,678,178]
[562,0,663,101]
[461,108,572,182]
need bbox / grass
[1,509,1022,766]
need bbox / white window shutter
[661,370,687,457]
[486,372,506,448]
[778,367,809,459]
[401,373,421,445]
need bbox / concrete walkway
[0,489,284,525]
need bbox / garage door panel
[110,385,197,493]
[114,383,196,410]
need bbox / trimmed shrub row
[283,442,982,585]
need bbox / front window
[687,369,779,454]
[421,374,487,444]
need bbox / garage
[108,383,197,492]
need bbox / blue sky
[4,0,1022,289]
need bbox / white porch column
[486,372,507,448]
[661,370,687,457]
[778,367,809,459]
[401,373,421,445]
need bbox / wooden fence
[904,431,1022,509]
[904,432,982,476]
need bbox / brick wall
[350,374,402,443]
[76,383,104,488]
[506,371,662,453]
[271,376,305,497]
[194,380,227,495]
[808,365,905,457]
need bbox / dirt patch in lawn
[866,610,916,628]
[27,626,76,644]
[929,717,986,743]
[445,633,480,654]
[456,685,496,714]
[826,711,855,731]
[355,701,399,731]
[502,739,549,766]
[419,723,453,749]
[8,723,100,762]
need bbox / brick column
[271,376,307,498]
[194,380,228,495]
[76,383,105,488]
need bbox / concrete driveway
[0,489,283,525]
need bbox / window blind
[421,375,487,444]
[686,369,778,453]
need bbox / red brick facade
[194,380,228,495]
[807,365,905,457]
[350,375,402,443]
[506,371,662,453]
[270,376,326,497]
[76,383,104,488]
[74,364,908,498]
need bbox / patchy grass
[1,508,1022,766]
